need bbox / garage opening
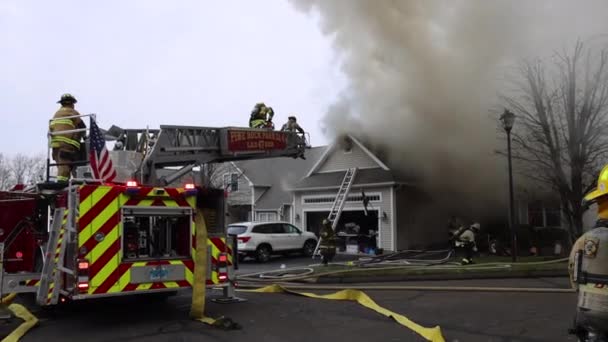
[305,210,378,253]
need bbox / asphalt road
[10,256,580,342]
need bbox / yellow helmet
[584,165,608,202]
[322,219,330,225]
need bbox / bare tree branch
[501,40,608,239]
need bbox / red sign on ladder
[226,130,287,151]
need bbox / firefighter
[249,102,274,129]
[319,219,337,266]
[447,215,464,247]
[49,93,86,183]
[454,222,480,265]
[281,116,305,134]
[567,165,608,341]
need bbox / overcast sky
[0,0,345,155]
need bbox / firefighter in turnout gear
[568,165,608,341]
[49,93,86,183]
[454,222,480,265]
[281,116,305,134]
[319,219,337,265]
[249,102,274,129]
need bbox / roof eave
[289,181,398,192]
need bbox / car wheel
[256,245,272,263]
[302,240,317,257]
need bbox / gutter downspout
[250,181,255,222]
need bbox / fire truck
[0,114,308,306]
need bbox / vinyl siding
[317,143,380,173]
[210,163,252,206]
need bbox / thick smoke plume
[290,0,608,219]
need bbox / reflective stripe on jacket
[49,107,84,149]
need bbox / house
[212,147,326,223]
[213,135,447,252]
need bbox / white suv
[227,221,318,263]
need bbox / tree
[0,153,13,190]
[502,41,608,240]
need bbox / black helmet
[288,116,296,121]
[58,93,77,104]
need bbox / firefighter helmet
[322,219,330,226]
[57,93,77,104]
[585,165,608,203]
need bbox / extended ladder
[36,208,68,306]
[312,168,358,259]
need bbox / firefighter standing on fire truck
[49,93,86,183]
[568,165,608,341]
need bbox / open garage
[305,209,379,253]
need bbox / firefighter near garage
[568,165,608,341]
[319,219,338,265]
[452,222,480,265]
[49,93,87,183]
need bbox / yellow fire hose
[244,284,445,342]
[190,210,239,329]
[0,293,39,342]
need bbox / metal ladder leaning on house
[312,167,358,259]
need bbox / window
[223,173,239,192]
[527,201,562,227]
[271,224,286,234]
[252,224,274,234]
[228,225,248,235]
[284,224,301,234]
[545,206,562,227]
[528,201,544,227]
[256,212,277,222]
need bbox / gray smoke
[290,0,608,218]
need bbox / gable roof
[306,134,390,177]
[233,146,326,210]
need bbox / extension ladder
[312,167,358,259]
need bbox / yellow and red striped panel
[77,184,205,295]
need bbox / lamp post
[500,109,517,262]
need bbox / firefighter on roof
[249,102,274,129]
[319,219,337,265]
[281,115,305,134]
[49,93,86,183]
[568,165,608,341]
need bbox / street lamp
[500,109,517,262]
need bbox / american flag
[89,119,117,182]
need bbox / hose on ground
[237,257,569,283]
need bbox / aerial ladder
[312,167,358,259]
[106,124,307,186]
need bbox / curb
[314,269,569,284]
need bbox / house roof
[291,168,414,191]
[306,134,390,177]
[233,146,326,209]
